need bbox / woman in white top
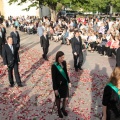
[66,29,74,45]
[88,32,97,52]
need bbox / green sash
[54,62,68,86]
[107,82,120,98]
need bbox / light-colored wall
[0,0,4,16]
[2,0,40,19]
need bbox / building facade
[0,0,4,16]
[0,0,40,19]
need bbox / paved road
[20,29,115,75]
[0,28,116,120]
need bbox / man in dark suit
[10,26,20,50]
[1,24,6,44]
[116,42,120,67]
[0,27,3,57]
[2,36,23,87]
[71,30,83,72]
[40,30,49,61]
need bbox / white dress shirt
[8,44,14,54]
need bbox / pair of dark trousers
[8,62,22,85]
[0,43,2,57]
[106,47,113,57]
[109,48,116,56]
[97,46,102,54]
[90,42,96,50]
[43,47,48,59]
[101,46,107,55]
[73,53,83,69]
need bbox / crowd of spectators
[2,15,120,58]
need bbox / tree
[81,0,120,15]
[82,0,108,13]
[8,0,88,20]
[107,0,120,14]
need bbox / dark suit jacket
[2,44,20,66]
[10,31,20,45]
[71,36,83,55]
[1,27,6,44]
[40,35,49,48]
[116,47,120,67]
[0,37,2,45]
[0,33,3,45]
[51,61,70,90]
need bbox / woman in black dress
[51,51,71,118]
[102,67,120,120]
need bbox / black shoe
[18,84,23,87]
[78,66,83,70]
[75,68,78,72]
[9,84,14,87]
[61,108,68,116]
[58,110,63,118]
[45,58,49,61]
[79,67,83,70]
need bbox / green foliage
[56,3,63,12]
[8,0,120,13]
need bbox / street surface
[0,28,116,120]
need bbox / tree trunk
[109,4,113,19]
[50,9,56,21]
[49,3,57,21]
[110,5,113,14]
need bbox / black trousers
[106,47,116,56]
[101,46,107,55]
[8,62,22,85]
[90,42,96,50]
[0,43,2,57]
[97,46,102,54]
[73,53,83,69]
[43,47,49,59]
[109,48,116,56]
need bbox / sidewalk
[0,28,116,120]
